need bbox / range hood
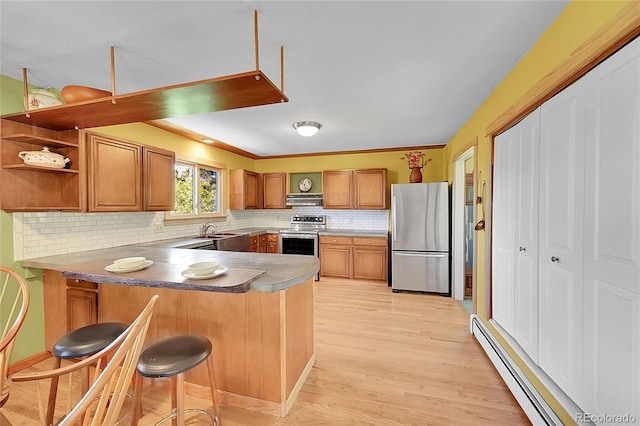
[285,194,324,206]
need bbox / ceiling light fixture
[293,121,322,137]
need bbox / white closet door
[582,37,640,423]
[539,78,586,404]
[492,125,518,335]
[514,108,541,363]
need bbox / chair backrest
[0,266,30,408]
[12,294,158,425]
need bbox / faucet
[201,222,217,237]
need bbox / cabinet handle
[551,256,560,263]
[519,246,526,252]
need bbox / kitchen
[1,1,639,425]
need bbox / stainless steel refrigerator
[391,182,450,294]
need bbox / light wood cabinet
[319,236,352,278]
[249,235,260,252]
[353,169,387,209]
[0,120,83,212]
[352,237,388,281]
[67,280,98,332]
[322,170,353,209]
[320,235,388,280]
[87,133,142,212]
[266,234,279,254]
[323,168,387,210]
[229,169,259,210]
[262,172,287,209]
[143,146,175,211]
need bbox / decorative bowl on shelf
[61,85,112,103]
[18,147,70,169]
[25,89,63,109]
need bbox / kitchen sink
[192,233,250,251]
[203,233,239,238]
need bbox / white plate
[105,260,153,273]
[181,265,228,280]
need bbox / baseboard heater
[470,315,561,426]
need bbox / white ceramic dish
[187,261,219,276]
[113,256,146,269]
[105,260,153,273]
[181,265,228,280]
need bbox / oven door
[279,233,318,257]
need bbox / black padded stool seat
[47,322,128,424]
[137,334,211,378]
[132,334,220,426]
[53,322,128,358]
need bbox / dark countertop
[20,245,319,293]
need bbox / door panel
[582,37,640,421]
[492,126,517,334]
[514,109,540,363]
[539,78,585,402]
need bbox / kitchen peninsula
[21,244,319,417]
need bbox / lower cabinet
[250,233,279,253]
[320,235,388,281]
[266,234,279,253]
[319,236,352,279]
[352,238,388,281]
[67,282,98,332]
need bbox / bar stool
[132,334,220,426]
[47,322,128,424]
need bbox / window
[166,160,225,221]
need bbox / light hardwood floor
[1,278,529,425]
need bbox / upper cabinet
[323,168,387,210]
[0,119,83,212]
[86,133,175,212]
[142,146,175,211]
[229,169,259,210]
[262,172,287,209]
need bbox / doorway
[452,146,476,313]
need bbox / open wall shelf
[2,70,288,131]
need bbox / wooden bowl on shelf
[61,85,112,103]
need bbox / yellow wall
[443,1,634,423]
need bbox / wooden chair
[12,294,158,426]
[0,266,30,408]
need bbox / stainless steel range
[280,215,326,280]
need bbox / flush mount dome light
[293,121,322,137]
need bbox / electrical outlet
[154,222,164,233]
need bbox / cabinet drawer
[250,235,259,245]
[267,234,279,242]
[259,234,268,243]
[320,236,352,245]
[352,237,387,247]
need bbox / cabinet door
[354,169,387,209]
[539,78,586,403]
[262,172,287,209]
[513,109,541,363]
[323,170,353,209]
[320,236,352,278]
[67,288,97,332]
[143,146,175,211]
[582,38,640,420]
[353,238,388,281]
[87,134,142,212]
[492,125,518,335]
[229,169,259,210]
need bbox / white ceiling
[0,1,568,157]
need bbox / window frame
[164,157,226,224]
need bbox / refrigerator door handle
[392,195,397,241]
[394,252,447,258]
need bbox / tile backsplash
[13,208,389,260]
